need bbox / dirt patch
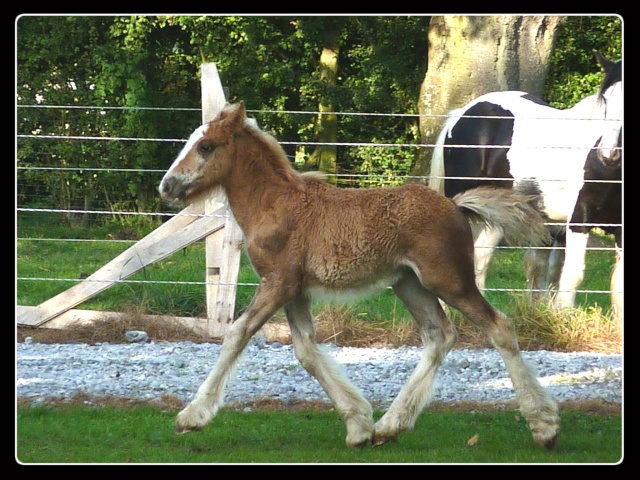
[17,393,620,416]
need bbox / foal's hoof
[175,424,201,435]
[346,431,373,449]
[544,434,558,451]
[530,414,560,450]
[535,431,559,451]
[532,423,560,450]
[371,433,398,448]
[347,438,371,449]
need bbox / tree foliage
[16,15,622,225]
[545,15,622,108]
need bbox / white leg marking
[554,230,589,309]
[176,284,281,433]
[373,275,457,445]
[473,226,503,292]
[611,245,623,323]
[488,311,559,448]
[286,297,374,448]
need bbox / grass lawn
[16,404,622,464]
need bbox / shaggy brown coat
[159,101,559,449]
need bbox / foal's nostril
[160,177,174,197]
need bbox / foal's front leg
[175,283,285,434]
[285,296,374,448]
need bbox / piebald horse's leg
[285,295,374,448]
[611,242,623,324]
[546,241,565,292]
[473,225,503,292]
[554,229,589,309]
[175,280,288,434]
[524,242,565,301]
[524,247,552,300]
[373,272,457,446]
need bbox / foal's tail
[452,186,550,246]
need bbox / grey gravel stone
[16,341,622,407]
[124,331,149,343]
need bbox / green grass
[17,211,618,321]
[16,213,622,464]
[16,405,622,464]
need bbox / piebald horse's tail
[428,110,461,194]
[453,186,550,247]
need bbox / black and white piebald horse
[428,52,622,318]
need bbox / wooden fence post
[17,63,244,338]
[200,63,244,336]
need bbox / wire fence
[16,103,622,301]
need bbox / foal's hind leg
[285,295,374,448]
[445,290,560,449]
[372,272,458,446]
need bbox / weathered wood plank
[215,209,244,326]
[201,63,227,120]
[201,62,244,334]
[16,306,289,341]
[16,202,227,327]
[17,62,245,338]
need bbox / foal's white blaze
[159,124,209,196]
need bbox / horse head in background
[594,52,623,166]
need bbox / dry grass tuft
[314,305,421,348]
[441,296,621,354]
[509,298,621,353]
[17,306,213,345]
[17,299,621,354]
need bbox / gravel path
[17,339,622,408]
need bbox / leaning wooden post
[201,63,244,336]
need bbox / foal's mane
[240,114,307,189]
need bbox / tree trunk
[305,28,339,180]
[412,15,565,179]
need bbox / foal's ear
[226,100,247,133]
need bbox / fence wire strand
[17,104,622,299]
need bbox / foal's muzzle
[159,176,183,202]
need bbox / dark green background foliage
[17,16,622,226]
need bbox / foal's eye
[198,142,214,154]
